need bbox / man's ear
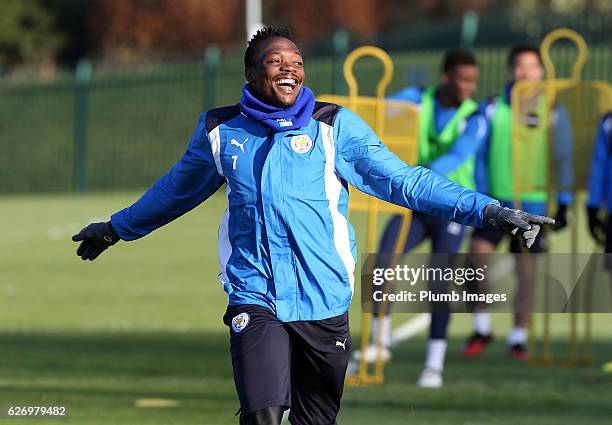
[245,67,254,85]
[441,72,450,85]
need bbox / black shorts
[223,304,351,424]
[472,225,548,254]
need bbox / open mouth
[275,78,298,93]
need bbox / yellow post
[521,28,602,367]
[318,46,419,385]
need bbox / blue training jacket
[587,112,612,212]
[111,102,498,322]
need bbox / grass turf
[1,192,611,424]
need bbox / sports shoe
[352,344,391,363]
[510,343,528,361]
[463,332,493,357]
[417,367,443,388]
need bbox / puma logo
[336,338,347,350]
[230,138,249,154]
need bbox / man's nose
[279,61,296,72]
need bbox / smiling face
[245,37,305,107]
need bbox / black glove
[484,204,555,249]
[551,203,569,232]
[586,207,606,245]
[72,221,120,261]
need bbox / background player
[363,49,488,388]
[464,45,573,360]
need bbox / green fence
[1,43,610,194]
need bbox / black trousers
[223,304,351,425]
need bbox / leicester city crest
[231,312,250,333]
[290,134,313,154]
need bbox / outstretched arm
[73,113,225,260]
[332,107,497,227]
[332,107,553,246]
[110,114,224,240]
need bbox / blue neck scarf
[240,84,315,132]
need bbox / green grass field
[2,192,612,424]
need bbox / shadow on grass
[340,337,612,424]
[2,330,232,376]
[1,332,612,425]
[1,330,234,402]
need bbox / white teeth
[276,78,296,85]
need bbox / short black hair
[442,49,477,73]
[244,26,295,68]
[507,45,542,68]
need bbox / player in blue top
[360,50,489,388]
[71,28,553,425]
[586,111,612,268]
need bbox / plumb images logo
[361,253,612,314]
[365,257,505,309]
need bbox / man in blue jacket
[72,28,553,425]
[586,111,612,268]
